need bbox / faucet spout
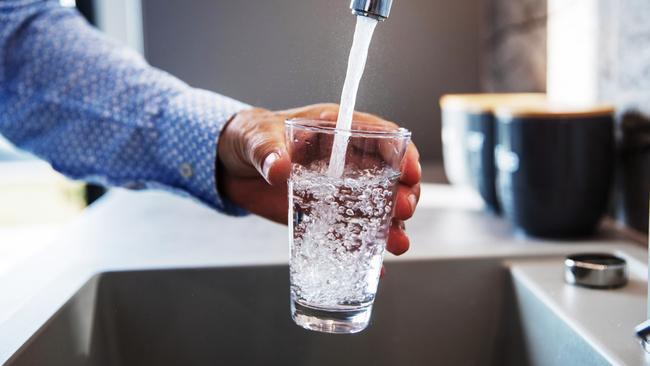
[350,0,393,21]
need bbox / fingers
[400,143,421,187]
[265,153,291,187]
[245,122,289,186]
[353,111,387,123]
[386,219,409,255]
[393,183,420,220]
[319,109,339,121]
[303,103,392,127]
[280,103,340,120]
[320,110,396,127]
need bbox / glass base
[291,300,372,334]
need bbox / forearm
[0,0,250,213]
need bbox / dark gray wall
[483,0,547,92]
[141,0,484,161]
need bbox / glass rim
[285,118,411,139]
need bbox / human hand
[217,103,421,257]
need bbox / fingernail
[408,194,417,212]
[417,161,422,177]
[262,152,280,185]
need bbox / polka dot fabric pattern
[0,0,250,215]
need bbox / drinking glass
[285,119,411,334]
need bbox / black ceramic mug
[440,94,545,213]
[495,105,615,237]
[613,111,650,233]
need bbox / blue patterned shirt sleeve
[0,0,250,215]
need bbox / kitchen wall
[93,0,143,54]
[140,0,487,162]
[482,0,546,92]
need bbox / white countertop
[0,184,647,364]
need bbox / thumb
[260,150,291,186]
[247,130,291,186]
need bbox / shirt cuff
[156,87,251,216]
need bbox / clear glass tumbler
[285,119,411,334]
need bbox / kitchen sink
[7,258,612,366]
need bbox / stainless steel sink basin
[7,258,611,366]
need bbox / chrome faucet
[350,0,393,21]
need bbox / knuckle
[247,134,277,167]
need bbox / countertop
[0,184,647,364]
